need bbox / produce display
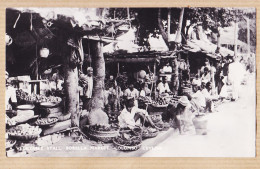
[154,121,164,129]
[151,97,169,107]
[150,114,162,123]
[7,124,42,140]
[35,117,59,126]
[114,133,142,147]
[6,139,16,149]
[142,127,158,138]
[16,89,62,103]
[138,96,152,104]
[89,124,119,132]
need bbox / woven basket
[89,128,119,137]
[113,139,142,151]
[8,129,42,141]
[88,132,118,143]
[142,130,159,139]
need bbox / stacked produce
[35,117,59,126]
[7,124,42,141]
[88,124,119,143]
[113,132,142,151]
[138,96,152,104]
[142,127,158,139]
[16,89,62,103]
[151,97,168,107]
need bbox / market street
[142,73,256,157]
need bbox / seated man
[157,76,171,96]
[202,82,218,113]
[118,99,157,129]
[190,84,206,113]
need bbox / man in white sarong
[228,57,246,101]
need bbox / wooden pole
[175,8,185,44]
[247,17,250,57]
[117,62,120,76]
[234,11,238,57]
[153,61,157,99]
[167,8,171,42]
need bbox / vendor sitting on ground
[118,99,157,129]
[190,84,206,113]
[124,83,139,107]
[202,82,218,113]
[157,76,171,96]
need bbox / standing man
[228,56,246,101]
[124,83,139,107]
[79,67,93,110]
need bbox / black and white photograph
[5,7,256,157]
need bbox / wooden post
[117,62,120,76]
[88,40,109,125]
[167,8,171,42]
[175,8,185,44]
[63,46,80,127]
[153,61,156,99]
[234,11,238,57]
[247,17,250,58]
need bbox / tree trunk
[181,11,188,44]
[90,40,105,110]
[167,8,171,42]
[88,40,109,125]
[64,55,80,127]
[175,8,185,44]
[158,8,169,47]
[215,29,221,53]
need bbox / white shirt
[157,82,170,94]
[124,88,139,100]
[202,88,212,100]
[192,78,201,86]
[163,66,172,81]
[5,86,17,110]
[192,90,206,107]
[118,106,148,129]
[228,61,245,82]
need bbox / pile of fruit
[150,114,162,123]
[114,133,142,146]
[138,96,152,104]
[89,124,119,132]
[142,127,158,138]
[169,98,178,106]
[8,124,42,138]
[151,97,169,107]
[16,89,62,103]
[35,117,59,126]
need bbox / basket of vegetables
[142,127,158,139]
[113,133,142,151]
[35,117,59,127]
[88,124,119,143]
[7,124,42,141]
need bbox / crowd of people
[6,53,250,135]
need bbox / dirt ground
[142,73,256,157]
